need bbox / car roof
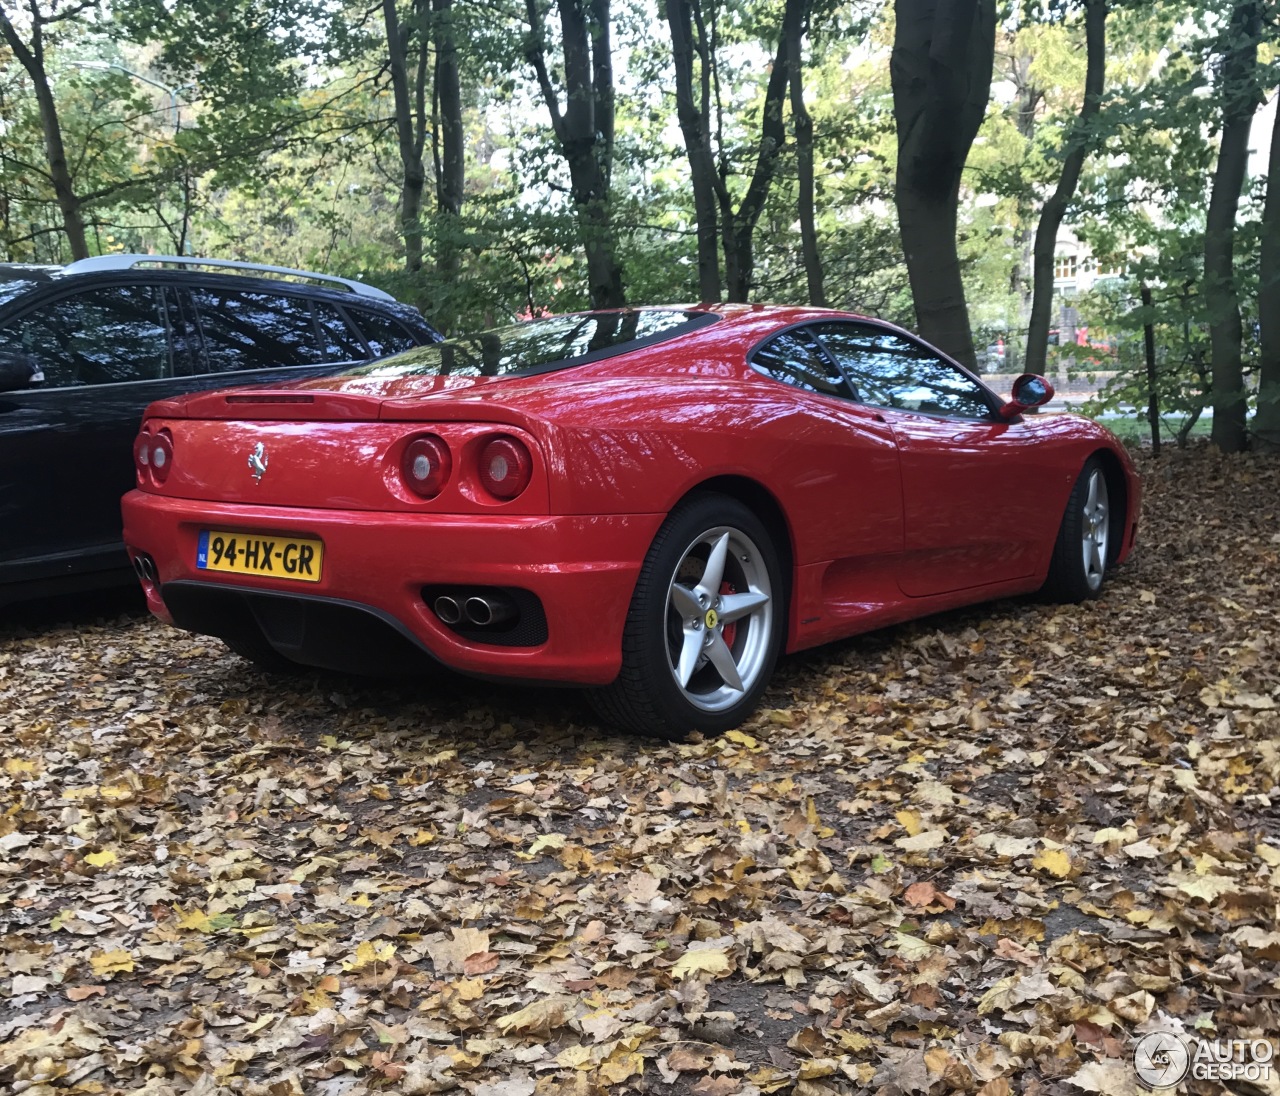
[0,257,398,304]
[0,264,58,284]
[0,260,430,328]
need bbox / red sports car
[122,306,1140,738]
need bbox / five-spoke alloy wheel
[1080,466,1110,592]
[1043,456,1115,602]
[591,494,785,739]
[665,524,774,713]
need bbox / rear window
[189,288,327,371]
[314,302,368,361]
[336,309,716,381]
[349,308,420,357]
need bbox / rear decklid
[135,309,735,511]
[155,374,503,422]
[137,414,548,512]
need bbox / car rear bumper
[121,490,662,685]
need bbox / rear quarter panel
[510,373,906,568]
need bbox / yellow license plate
[196,530,323,582]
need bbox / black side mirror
[999,373,1055,419]
[0,350,41,393]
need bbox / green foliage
[0,0,1275,367]
[1059,0,1279,438]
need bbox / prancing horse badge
[247,442,268,482]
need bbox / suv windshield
[338,309,715,381]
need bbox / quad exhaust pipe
[464,595,515,627]
[132,553,158,583]
[433,591,516,627]
[433,595,463,625]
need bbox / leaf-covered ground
[2,446,1279,1096]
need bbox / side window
[813,322,994,420]
[350,309,419,358]
[189,289,325,373]
[749,328,853,400]
[0,286,169,387]
[314,303,368,361]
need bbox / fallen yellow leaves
[495,995,576,1037]
[670,945,733,979]
[89,949,134,976]
[895,807,923,835]
[896,829,947,852]
[977,971,1057,1015]
[1168,869,1238,903]
[1067,1059,1144,1096]
[173,906,236,933]
[2,448,1278,1095]
[342,940,396,972]
[1031,847,1073,878]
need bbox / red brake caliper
[720,582,737,647]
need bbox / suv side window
[0,285,169,388]
[812,322,994,420]
[314,302,369,361]
[749,328,854,400]
[349,308,419,357]
[189,288,325,373]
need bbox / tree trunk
[525,0,625,308]
[0,10,89,260]
[890,0,997,369]
[383,0,428,272]
[432,0,463,221]
[1025,0,1106,378]
[666,0,722,302]
[431,0,464,328]
[664,0,803,304]
[724,0,801,302]
[1206,0,1263,454]
[787,6,824,307]
[1007,47,1041,318]
[1141,282,1160,456]
[1255,83,1280,451]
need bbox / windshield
[337,309,716,381]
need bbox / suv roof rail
[61,254,395,302]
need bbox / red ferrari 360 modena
[122,305,1140,738]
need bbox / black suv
[0,254,442,604]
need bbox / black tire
[223,633,305,674]
[1042,456,1114,603]
[589,493,786,740]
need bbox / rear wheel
[590,494,785,740]
[1042,457,1113,602]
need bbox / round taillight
[478,436,532,500]
[133,432,151,476]
[150,431,174,484]
[401,435,452,499]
